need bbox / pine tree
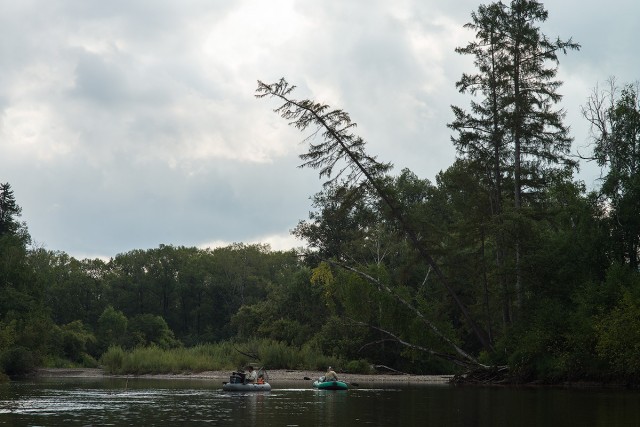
[0,182,23,237]
[449,0,579,319]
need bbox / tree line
[2,0,640,383]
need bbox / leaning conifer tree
[256,78,492,362]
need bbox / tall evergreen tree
[0,183,30,295]
[502,0,579,207]
[0,183,24,238]
[449,2,514,327]
[449,0,579,319]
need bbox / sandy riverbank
[36,368,453,384]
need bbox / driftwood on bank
[373,365,410,375]
[451,365,511,385]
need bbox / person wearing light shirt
[245,366,258,383]
[325,366,338,381]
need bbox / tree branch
[257,78,493,353]
[331,260,484,367]
[349,318,485,369]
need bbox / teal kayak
[312,380,348,390]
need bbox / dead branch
[349,318,484,370]
[334,260,485,368]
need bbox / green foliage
[584,80,640,269]
[96,305,128,352]
[449,0,580,328]
[99,339,342,374]
[9,313,55,359]
[0,183,27,239]
[126,314,181,349]
[0,320,17,351]
[311,262,336,312]
[231,266,327,348]
[100,339,371,374]
[45,255,106,327]
[59,320,96,363]
[101,345,227,375]
[100,346,126,372]
[258,340,302,369]
[258,318,312,348]
[43,320,96,367]
[345,359,372,374]
[230,304,266,340]
[595,292,640,379]
[0,130,627,383]
[1,346,37,376]
[311,316,369,361]
[0,21,637,386]
[503,299,571,382]
[298,342,341,371]
[588,263,637,312]
[497,262,640,383]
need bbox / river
[1,377,639,426]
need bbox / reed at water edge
[100,338,372,375]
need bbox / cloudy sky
[1,0,637,260]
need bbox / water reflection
[1,378,640,426]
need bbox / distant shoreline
[36,368,454,384]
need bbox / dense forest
[2,0,640,384]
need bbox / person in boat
[325,366,338,381]
[245,365,258,384]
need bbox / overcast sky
[1,0,637,260]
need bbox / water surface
[1,377,639,426]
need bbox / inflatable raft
[312,380,348,390]
[222,371,271,392]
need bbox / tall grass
[100,339,354,375]
[101,344,234,374]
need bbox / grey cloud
[71,52,132,106]
[1,0,637,259]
